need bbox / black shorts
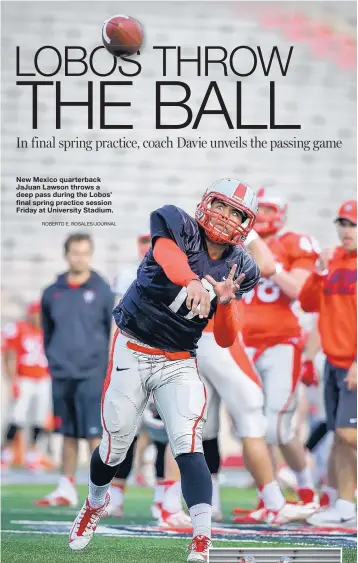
[52,378,103,439]
[324,360,357,430]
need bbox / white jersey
[112,264,139,298]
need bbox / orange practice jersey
[299,246,357,369]
[241,232,319,348]
[2,321,49,378]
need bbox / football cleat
[151,501,163,520]
[319,492,330,508]
[233,503,316,525]
[233,499,263,515]
[159,508,192,528]
[35,478,78,507]
[306,507,357,528]
[187,535,212,562]
[266,503,316,525]
[69,493,110,550]
[297,488,319,509]
[105,502,124,518]
[233,507,267,524]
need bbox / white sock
[260,481,285,511]
[335,499,356,519]
[153,481,165,505]
[109,483,125,506]
[211,475,221,511]
[59,475,75,490]
[162,480,182,513]
[189,503,212,538]
[321,486,338,506]
[294,467,314,489]
[88,479,110,508]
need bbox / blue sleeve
[235,253,260,299]
[150,205,188,252]
[41,288,54,354]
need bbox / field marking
[1,530,312,544]
[4,508,78,515]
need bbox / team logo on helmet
[195,178,258,245]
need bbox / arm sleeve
[153,238,199,287]
[213,301,240,348]
[41,290,54,353]
[299,272,325,313]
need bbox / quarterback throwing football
[69,179,260,562]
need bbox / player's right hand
[186,280,211,319]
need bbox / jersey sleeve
[235,252,260,299]
[150,205,192,252]
[284,233,320,271]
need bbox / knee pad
[170,431,203,457]
[99,432,133,467]
[265,410,295,445]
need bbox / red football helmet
[255,186,287,236]
[195,178,258,245]
[137,234,151,259]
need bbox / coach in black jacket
[37,233,114,507]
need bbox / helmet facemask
[196,192,256,245]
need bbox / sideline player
[199,230,316,523]
[69,178,260,561]
[300,201,357,527]
[240,187,319,508]
[1,302,52,469]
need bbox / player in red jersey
[301,201,357,527]
[241,187,320,509]
[1,302,52,469]
[199,229,316,524]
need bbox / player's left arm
[211,254,260,348]
[271,234,320,300]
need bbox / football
[102,14,143,57]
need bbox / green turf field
[1,484,356,563]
